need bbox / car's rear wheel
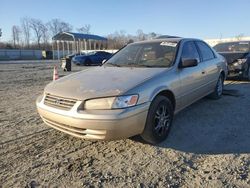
[209,74,224,99]
[140,95,173,144]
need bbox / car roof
[130,38,203,45]
[155,35,181,39]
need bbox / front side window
[181,41,200,62]
[196,41,215,61]
[105,41,178,67]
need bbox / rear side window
[213,42,250,52]
[181,41,200,62]
[196,41,215,61]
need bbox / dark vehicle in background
[65,53,82,61]
[61,52,83,65]
[213,41,250,80]
[72,51,112,66]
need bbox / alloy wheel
[217,76,223,96]
[154,104,171,136]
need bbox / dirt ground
[0,61,250,188]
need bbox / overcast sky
[0,0,249,41]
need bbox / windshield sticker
[160,42,177,47]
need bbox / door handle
[201,70,206,74]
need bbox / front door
[178,41,207,109]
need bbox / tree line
[0,18,92,50]
[0,18,160,50]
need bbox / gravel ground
[0,62,250,188]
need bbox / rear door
[195,41,220,91]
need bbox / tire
[209,74,224,99]
[140,95,174,144]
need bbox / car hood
[44,66,167,100]
[73,55,86,60]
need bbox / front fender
[149,86,170,101]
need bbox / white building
[204,36,250,47]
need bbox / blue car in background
[72,51,112,66]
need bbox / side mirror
[179,58,198,68]
[102,59,107,64]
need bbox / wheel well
[156,90,176,110]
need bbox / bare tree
[148,32,157,39]
[21,17,31,48]
[12,25,22,48]
[107,30,130,49]
[41,24,50,49]
[48,19,73,36]
[29,18,45,48]
[77,24,91,34]
[235,33,244,41]
[136,29,146,41]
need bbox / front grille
[44,94,77,110]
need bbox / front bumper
[36,95,150,140]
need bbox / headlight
[84,97,115,110]
[233,62,240,66]
[84,95,139,110]
[236,58,247,64]
[233,59,247,67]
[112,95,139,109]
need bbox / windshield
[213,42,250,52]
[105,41,178,67]
[87,51,97,55]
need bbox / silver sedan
[36,38,228,144]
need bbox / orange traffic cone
[53,66,59,81]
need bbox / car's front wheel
[141,95,173,144]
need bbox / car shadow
[136,82,250,155]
